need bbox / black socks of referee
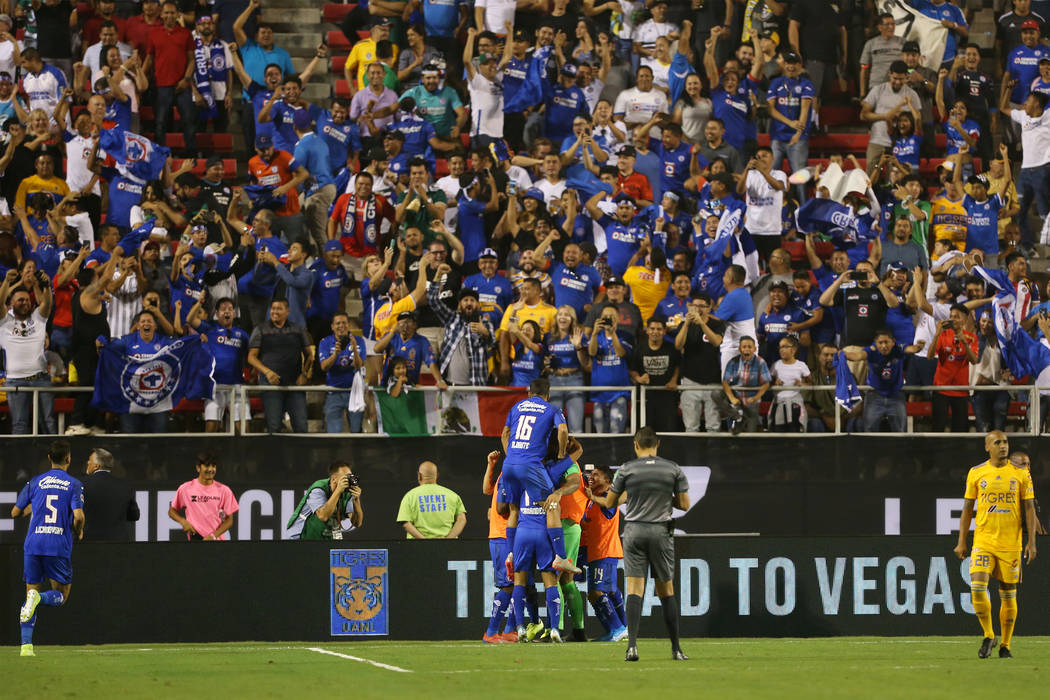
[626,594,642,647]
[660,595,682,652]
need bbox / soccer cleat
[525,621,545,642]
[483,633,509,644]
[978,637,997,659]
[611,626,629,642]
[549,629,564,643]
[20,644,34,657]
[505,554,514,579]
[500,631,519,643]
[999,647,1013,659]
[672,649,689,661]
[19,589,40,623]
[625,646,639,662]
[552,555,582,574]
[516,626,529,643]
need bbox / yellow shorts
[970,547,1022,584]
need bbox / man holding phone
[818,259,900,349]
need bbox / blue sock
[20,613,36,644]
[610,589,626,628]
[486,589,512,636]
[505,594,518,631]
[545,586,561,631]
[593,592,617,632]
[526,585,539,624]
[40,590,64,606]
[547,527,567,560]
[511,585,527,630]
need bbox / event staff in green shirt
[396,461,467,538]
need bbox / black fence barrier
[4,536,1047,645]
[2,436,1048,543]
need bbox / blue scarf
[193,34,227,120]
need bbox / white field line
[305,646,413,673]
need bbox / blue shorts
[501,460,554,508]
[513,527,554,573]
[489,537,512,588]
[574,546,589,583]
[24,553,72,585]
[588,557,620,592]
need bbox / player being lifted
[12,441,85,657]
[954,431,1038,659]
[582,465,628,641]
[501,378,579,575]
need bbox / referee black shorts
[623,522,675,582]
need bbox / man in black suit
[82,449,139,541]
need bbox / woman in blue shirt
[509,319,544,387]
[544,306,591,432]
[587,303,633,433]
[890,111,922,171]
[104,309,174,435]
[935,72,980,180]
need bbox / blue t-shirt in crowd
[963,193,1003,254]
[463,272,513,327]
[1007,44,1050,104]
[316,111,362,174]
[502,56,528,108]
[385,332,434,383]
[511,342,544,387]
[269,100,322,154]
[422,0,461,37]
[544,84,588,144]
[319,333,367,388]
[599,214,650,276]
[307,259,348,321]
[893,134,922,170]
[911,0,967,62]
[792,284,835,344]
[293,131,335,194]
[546,333,583,372]
[866,343,907,397]
[196,320,250,385]
[549,261,601,318]
[767,75,815,142]
[457,194,488,262]
[757,305,806,364]
[656,140,695,195]
[588,330,633,402]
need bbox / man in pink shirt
[167,452,239,540]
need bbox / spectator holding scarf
[190,15,234,132]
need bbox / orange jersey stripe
[488,475,508,539]
[560,477,588,524]
[581,498,622,559]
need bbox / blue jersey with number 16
[16,468,84,558]
[504,398,565,463]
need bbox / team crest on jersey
[330,549,389,635]
[857,304,869,317]
[980,479,987,489]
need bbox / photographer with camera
[318,312,367,433]
[818,258,900,354]
[0,266,56,434]
[931,304,979,433]
[425,262,495,386]
[287,461,364,540]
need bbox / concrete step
[260,7,320,23]
[291,55,331,82]
[273,33,327,52]
[302,82,332,102]
[259,0,321,8]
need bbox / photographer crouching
[287,462,364,540]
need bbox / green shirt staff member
[396,461,467,539]
[287,462,364,540]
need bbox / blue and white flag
[796,198,862,248]
[668,51,695,106]
[504,46,552,113]
[732,228,760,285]
[92,336,216,414]
[834,351,862,412]
[98,126,170,184]
[991,293,1050,379]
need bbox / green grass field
[5,638,1049,699]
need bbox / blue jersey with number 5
[16,469,84,558]
[504,398,565,463]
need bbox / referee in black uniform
[588,426,689,662]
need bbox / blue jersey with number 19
[16,469,84,558]
[504,398,565,463]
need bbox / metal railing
[0,383,1044,436]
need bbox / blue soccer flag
[98,126,171,184]
[991,293,1050,379]
[834,351,862,412]
[668,51,695,106]
[91,336,216,414]
[795,198,861,248]
[504,46,552,113]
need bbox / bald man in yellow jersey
[955,431,1038,659]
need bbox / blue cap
[887,260,907,272]
[479,247,498,259]
[255,134,273,149]
[560,63,578,77]
[292,109,313,130]
[523,187,545,202]
[323,240,344,253]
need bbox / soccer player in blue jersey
[12,441,85,657]
[501,378,577,576]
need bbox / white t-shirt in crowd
[475,0,517,34]
[0,38,21,78]
[744,168,787,235]
[613,86,670,125]
[772,359,810,401]
[1010,109,1050,169]
[535,178,566,207]
[64,132,101,194]
[468,70,504,138]
[0,309,49,379]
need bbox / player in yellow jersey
[954,431,1038,659]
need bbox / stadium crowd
[0,0,1048,435]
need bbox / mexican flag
[376,388,527,436]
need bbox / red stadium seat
[819,105,859,127]
[335,79,352,98]
[332,55,348,74]
[327,30,352,51]
[757,132,871,152]
[322,3,356,24]
[170,158,239,179]
[435,158,449,177]
[148,133,234,153]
